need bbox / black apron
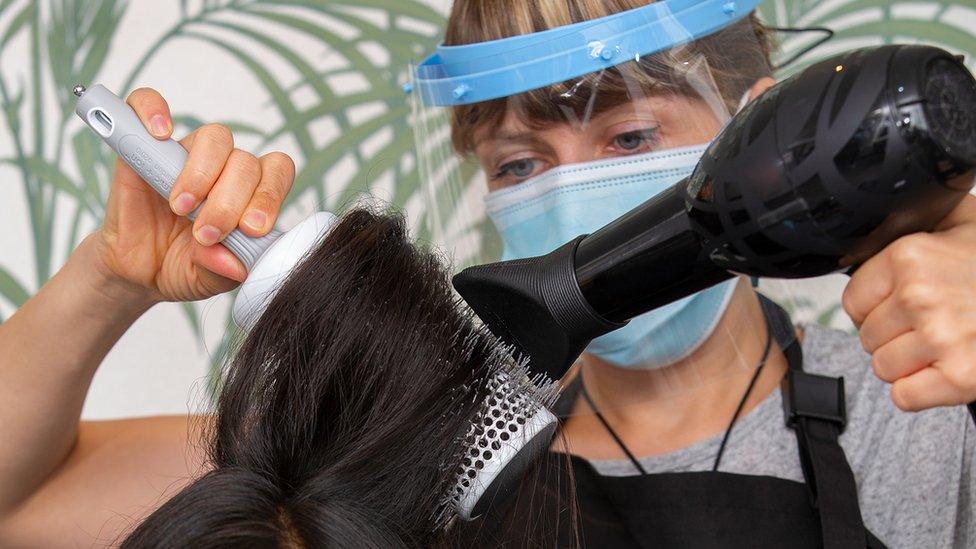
[457,296,887,548]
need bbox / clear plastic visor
[412,17,772,267]
[409,18,811,434]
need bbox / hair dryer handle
[74,84,279,270]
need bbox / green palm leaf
[760,0,976,74]
[47,0,125,111]
[0,2,31,48]
[132,0,445,382]
[3,0,973,394]
[0,265,30,309]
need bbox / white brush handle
[74,84,279,270]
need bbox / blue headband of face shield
[412,0,761,107]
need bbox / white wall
[0,0,452,419]
[1,0,974,420]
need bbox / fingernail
[242,210,267,232]
[149,114,171,138]
[196,225,222,246]
[172,192,197,216]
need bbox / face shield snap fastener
[587,40,605,59]
[402,82,413,95]
[588,41,618,61]
[722,2,737,15]
[452,84,470,100]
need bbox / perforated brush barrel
[441,368,558,523]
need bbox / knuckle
[200,123,234,148]
[841,283,870,325]
[889,236,929,270]
[871,353,895,383]
[264,151,296,178]
[128,86,158,103]
[919,316,956,351]
[841,287,857,318]
[897,281,937,311]
[253,187,281,207]
[230,149,262,179]
[940,360,975,392]
[858,328,875,353]
[201,202,239,228]
[187,166,218,189]
[890,384,916,412]
[126,87,165,117]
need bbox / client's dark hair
[122,209,549,548]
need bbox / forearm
[0,232,155,514]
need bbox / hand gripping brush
[73,84,336,330]
[74,84,560,522]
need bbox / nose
[550,134,597,166]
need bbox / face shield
[409,0,799,413]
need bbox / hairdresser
[0,92,298,544]
[415,0,976,547]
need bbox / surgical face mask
[484,143,738,370]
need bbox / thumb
[192,242,247,284]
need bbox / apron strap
[760,296,869,549]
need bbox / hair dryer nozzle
[452,238,623,380]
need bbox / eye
[611,128,659,154]
[492,158,544,185]
[506,159,536,178]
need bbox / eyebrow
[482,130,541,144]
[475,131,553,168]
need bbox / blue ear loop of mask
[484,143,739,370]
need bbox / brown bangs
[443,0,776,155]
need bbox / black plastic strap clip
[782,370,847,433]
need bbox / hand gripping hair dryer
[453,45,976,380]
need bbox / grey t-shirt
[589,324,975,548]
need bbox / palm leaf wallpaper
[1,0,974,417]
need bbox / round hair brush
[442,366,558,522]
[73,84,336,330]
[75,86,562,522]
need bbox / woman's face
[473,94,726,192]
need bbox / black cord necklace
[580,317,774,475]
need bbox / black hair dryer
[454,45,976,380]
